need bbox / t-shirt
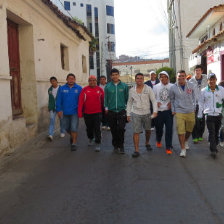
[180,85,185,91]
[151,80,156,86]
[52,86,59,99]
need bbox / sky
[114,0,169,59]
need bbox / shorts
[176,112,195,135]
[132,113,151,133]
[63,114,79,132]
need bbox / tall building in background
[167,0,223,73]
[51,0,116,81]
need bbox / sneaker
[166,149,172,155]
[119,147,125,154]
[198,137,203,141]
[146,144,153,151]
[48,135,53,141]
[102,126,106,130]
[220,142,224,147]
[180,149,186,157]
[95,144,101,152]
[210,151,217,158]
[132,151,140,158]
[71,144,77,151]
[193,138,198,144]
[185,141,189,150]
[88,138,95,146]
[60,133,65,138]
[151,127,155,131]
[156,142,162,148]
[107,127,111,131]
[113,146,119,153]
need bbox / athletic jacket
[104,81,129,112]
[48,85,60,111]
[144,78,160,88]
[198,85,224,118]
[189,74,207,103]
[56,83,82,115]
[78,86,104,117]
[169,81,196,114]
[153,83,173,111]
[126,84,158,116]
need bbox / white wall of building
[51,0,116,78]
[169,0,223,73]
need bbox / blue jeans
[48,111,64,136]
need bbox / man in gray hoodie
[170,70,196,157]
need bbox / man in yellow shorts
[170,70,196,157]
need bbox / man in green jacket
[48,76,65,141]
[104,68,129,154]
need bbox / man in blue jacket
[56,73,82,151]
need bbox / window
[106,6,114,17]
[64,1,71,10]
[107,23,115,34]
[95,23,99,37]
[108,41,115,52]
[82,55,87,73]
[87,22,92,33]
[80,3,83,7]
[73,2,76,6]
[94,7,98,18]
[86,4,92,17]
[89,55,94,69]
[96,52,100,68]
[60,44,69,70]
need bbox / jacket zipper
[116,85,117,111]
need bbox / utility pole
[167,0,176,72]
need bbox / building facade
[0,0,91,155]
[51,0,116,81]
[112,59,169,85]
[167,0,223,73]
[188,4,224,82]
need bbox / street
[1,120,224,224]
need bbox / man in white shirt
[153,71,173,155]
[127,73,158,158]
[198,73,224,158]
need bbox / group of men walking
[47,65,224,158]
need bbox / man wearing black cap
[198,73,224,158]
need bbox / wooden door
[7,19,22,116]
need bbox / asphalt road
[1,120,224,224]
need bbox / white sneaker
[48,135,53,141]
[180,149,186,157]
[107,127,111,131]
[102,126,106,130]
[185,141,189,150]
[95,144,101,152]
[220,142,224,147]
[60,133,65,138]
[151,127,155,131]
[88,139,95,146]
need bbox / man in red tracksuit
[78,75,104,151]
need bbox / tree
[156,67,176,83]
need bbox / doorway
[7,19,22,117]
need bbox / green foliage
[72,17,84,25]
[89,38,98,53]
[156,67,176,83]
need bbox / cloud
[114,0,169,59]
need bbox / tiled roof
[112,59,169,66]
[186,4,224,38]
[192,29,224,53]
[41,0,93,41]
